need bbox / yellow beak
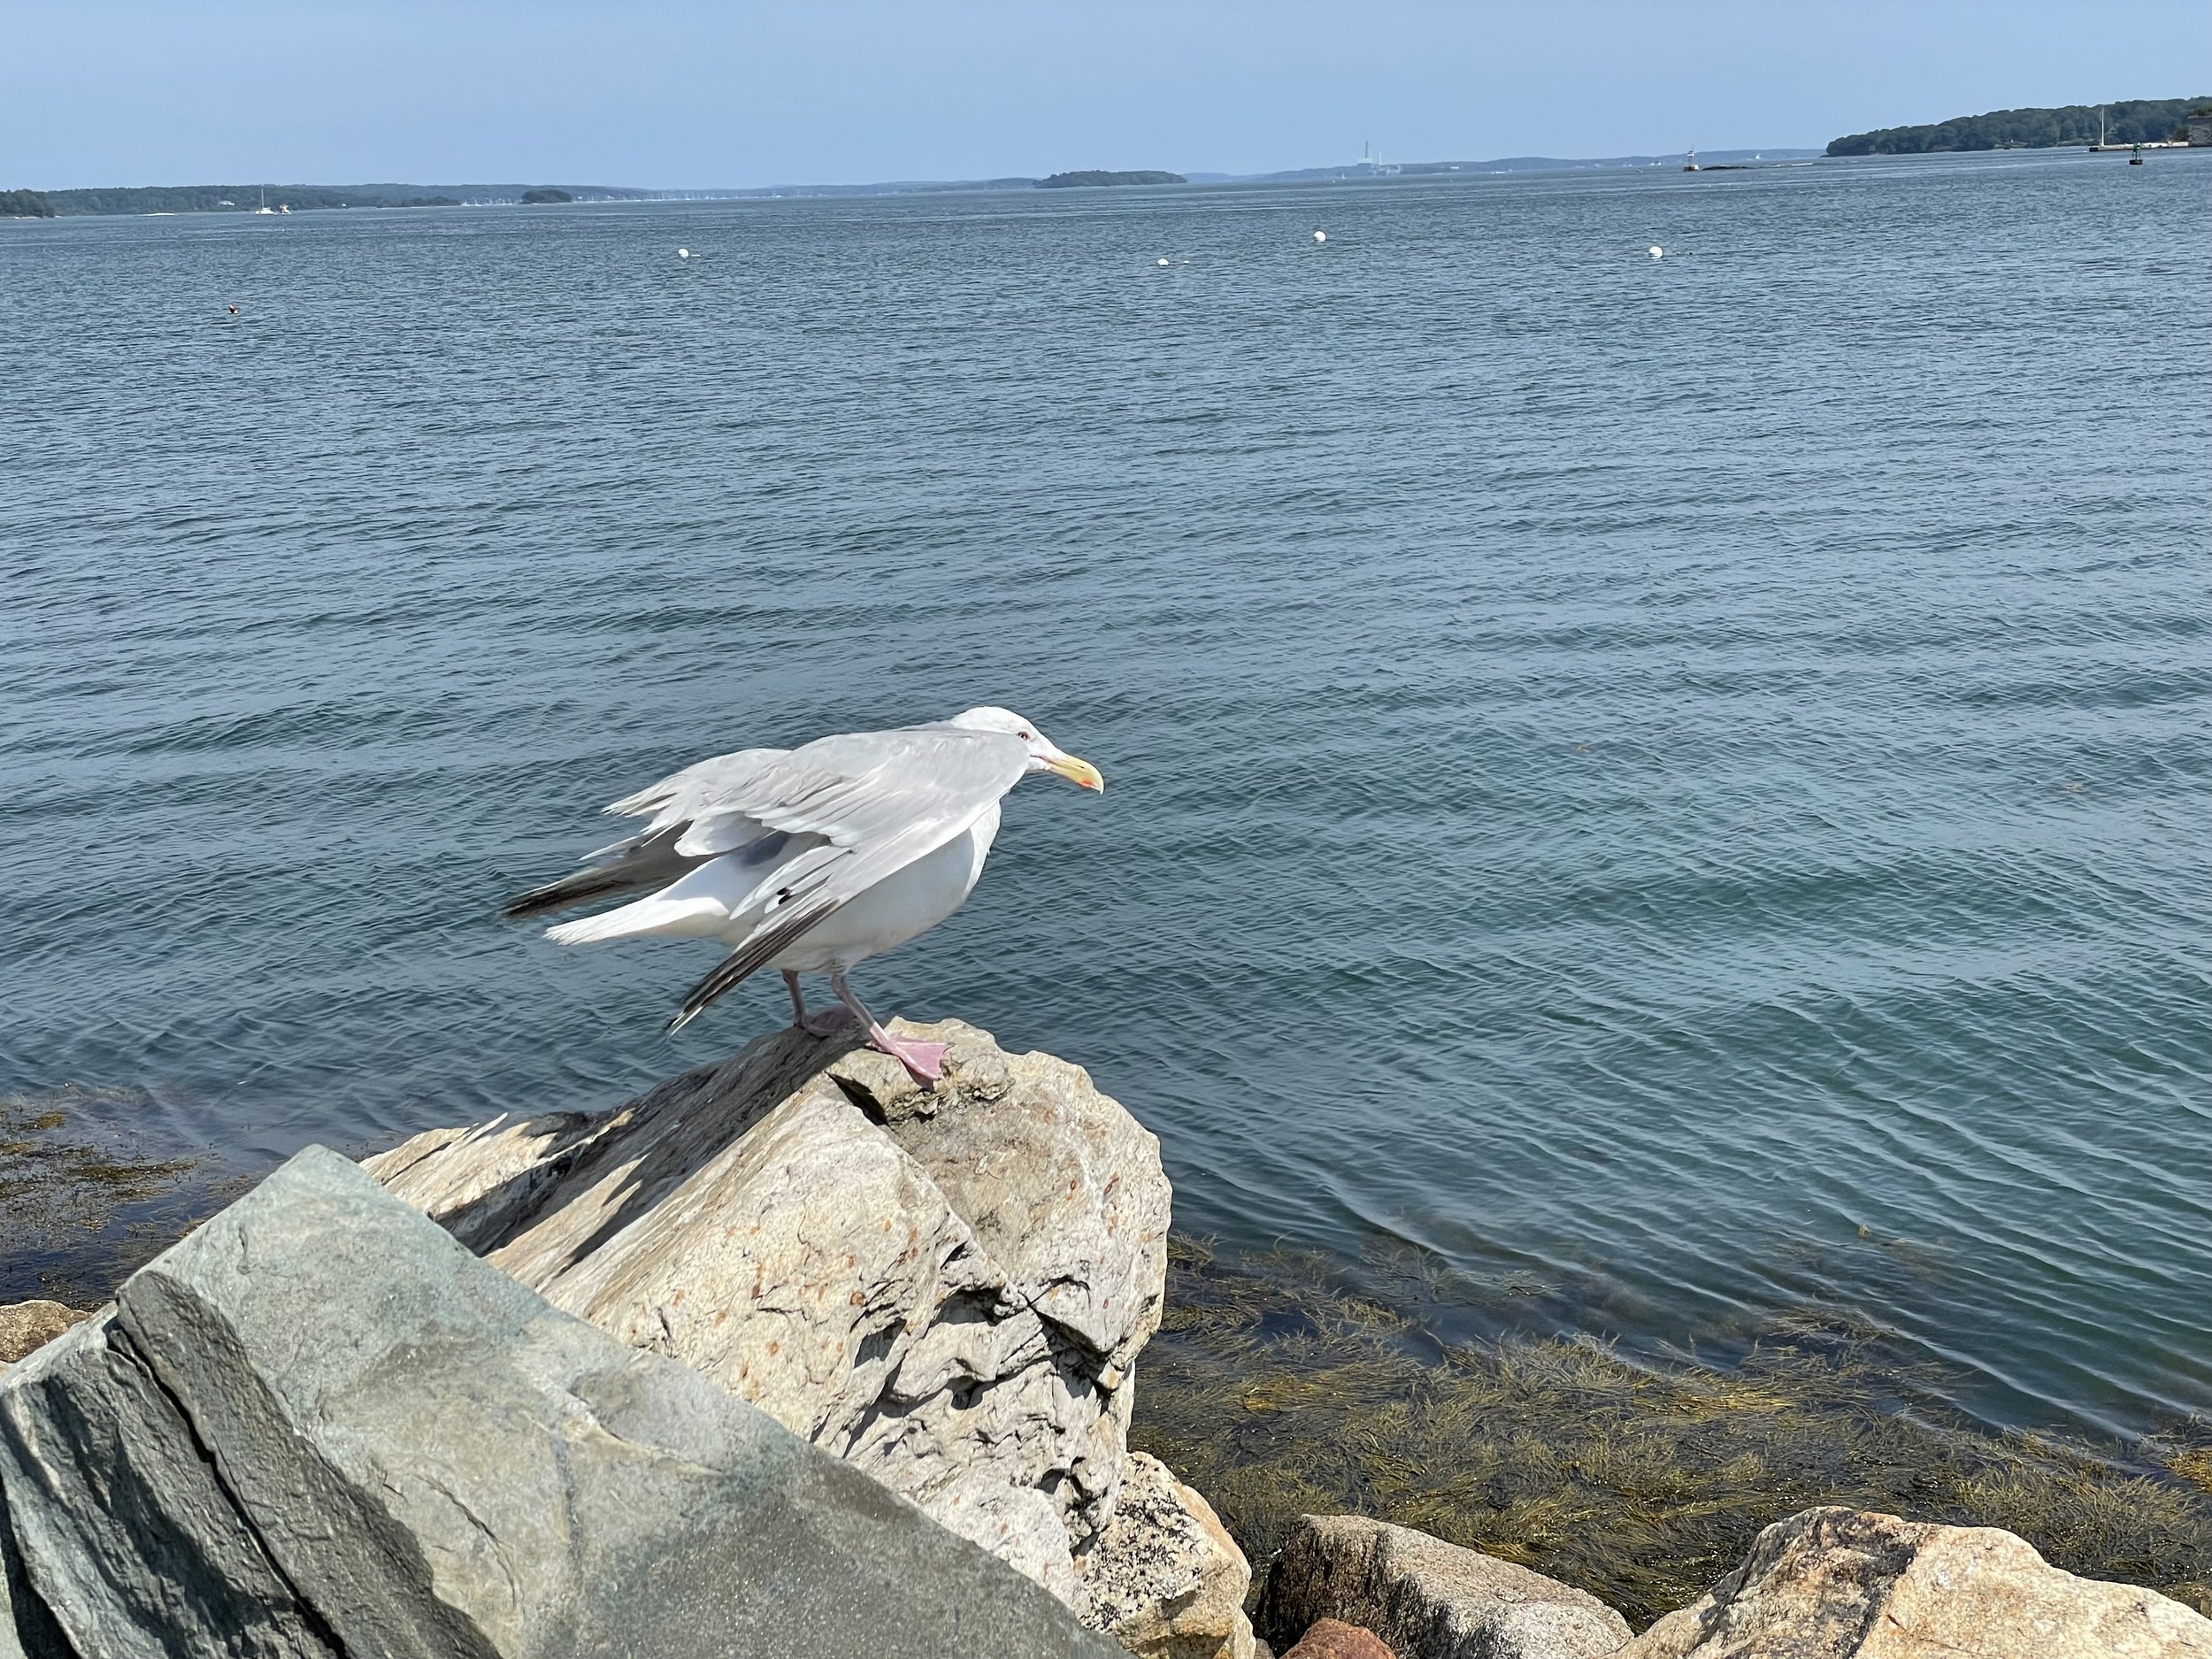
[1046,753,1106,794]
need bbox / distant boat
[1682,150,1701,173]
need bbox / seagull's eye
[1019,729,1034,741]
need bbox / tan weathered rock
[1258,1514,1629,1659]
[1076,1451,1256,1659]
[827,1035,1168,1379]
[361,1109,595,1253]
[1619,1505,2212,1659]
[1283,1617,1397,1658]
[365,1018,1170,1599]
[0,1300,93,1364]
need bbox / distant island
[12,151,1859,219]
[1828,96,2211,155]
[1037,170,1186,188]
[18,182,650,216]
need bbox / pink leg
[785,971,854,1038]
[830,970,946,1083]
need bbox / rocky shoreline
[5,1023,2211,1656]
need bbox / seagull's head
[949,706,1105,794]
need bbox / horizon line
[28,145,1829,200]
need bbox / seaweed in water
[1129,1236,2212,1628]
[0,1086,225,1305]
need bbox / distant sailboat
[1682,150,1701,173]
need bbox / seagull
[503,707,1104,1080]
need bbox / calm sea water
[4,150,2208,1444]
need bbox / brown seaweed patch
[1130,1237,2212,1628]
[2155,1425,2212,1497]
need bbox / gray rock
[365,1018,1171,1580]
[1618,1505,2212,1658]
[1259,1515,1630,1659]
[1077,1451,1256,1659]
[0,1310,338,1658]
[0,1146,1123,1658]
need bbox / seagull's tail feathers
[546,895,729,945]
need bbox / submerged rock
[1258,1514,1631,1659]
[1619,1505,2212,1658]
[1076,1450,1256,1659]
[0,1146,1120,1658]
[366,1018,1171,1598]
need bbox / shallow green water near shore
[4,149,2209,1469]
[1132,1239,2212,1627]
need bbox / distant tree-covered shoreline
[1828,97,2210,155]
[28,183,648,217]
[1036,170,1186,188]
[0,189,55,218]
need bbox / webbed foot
[872,1033,948,1084]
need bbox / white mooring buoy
[1157,257,1170,266]
[1313,229,1327,243]
[677,247,691,259]
[1649,245,1663,259]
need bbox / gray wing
[603,746,789,841]
[502,747,790,920]
[667,726,1030,1028]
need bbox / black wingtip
[666,906,826,1034]
[499,870,635,922]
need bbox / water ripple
[3,151,2208,1441]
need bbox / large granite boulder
[0,1146,1120,1659]
[1619,1505,2212,1658]
[1258,1515,1630,1659]
[1077,1450,1256,1659]
[365,1018,1171,1601]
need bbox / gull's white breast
[771,801,1002,972]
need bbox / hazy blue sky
[9,2,2209,188]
